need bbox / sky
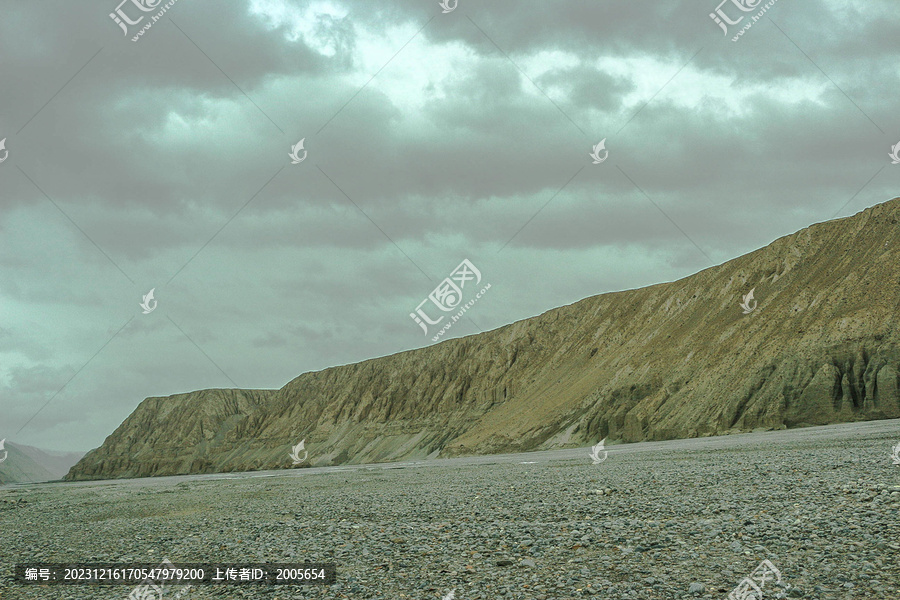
[1,0,898,452]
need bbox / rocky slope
[66,199,900,480]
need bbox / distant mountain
[67,198,900,481]
[0,441,84,484]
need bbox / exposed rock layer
[66,199,900,480]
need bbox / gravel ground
[2,420,899,600]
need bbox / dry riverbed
[2,420,899,600]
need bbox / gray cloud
[1,0,898,452]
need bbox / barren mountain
[66,199,900,480]
[0,442,84,484]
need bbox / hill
[66,199,900,480]
[0,441,84,484]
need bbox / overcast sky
[1,0,898,452]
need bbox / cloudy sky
[1,0,898,452]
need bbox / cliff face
[66,199,900,480]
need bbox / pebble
[1,425,898,598]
